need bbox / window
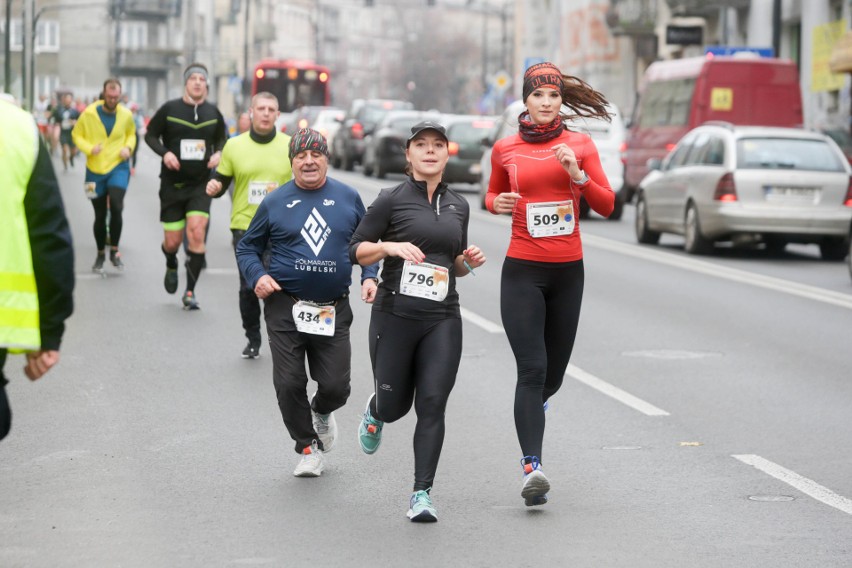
[119,21,147,50]
[34,20,59,53]
[7,19,23,51]
[638,78,696,128]
[5,19,59,52]
[684,133,710,165]
[737,138,846,172]
[665,132,696,170]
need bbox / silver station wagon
[635,123,852,259]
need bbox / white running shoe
[310,393,337,452]
[521,456,550,506]
[293,441,324,477]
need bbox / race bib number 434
[292,301,335,336]
[526,200,575,238]
[400,261,449,302]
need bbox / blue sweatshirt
[236,177,378,302]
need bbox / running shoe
[521,456,550,507]
[407,489,438,522]
[164,267,178,294]
[310,393,337,452]
[182,291,200,310]
[358,394,383,454]
[92,254,105,273]
[293,441,324,477]
[241,342,260,359]
[109,250,124,270]
[543,399,550,412]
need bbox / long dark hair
[559,74,611,123]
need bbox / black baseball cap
[407,120,448,146]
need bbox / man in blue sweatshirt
[237,128,378,478]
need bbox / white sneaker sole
[521,470,551,500]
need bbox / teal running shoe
[358,394,383,454]
[521,456,550,507]
[407,489,437,522]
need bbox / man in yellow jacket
[72,77,136,273]
[0,98,75,441]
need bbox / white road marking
[460,306,504,334]
[583,234,852,311]
[732,454,852,516]
[457,307,670,416]
[566,364,670,416]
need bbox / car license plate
[763,186,818,202]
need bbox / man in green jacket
[0,98,75,441]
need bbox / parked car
[634,123,852,258]
[624,54,803,203]
[361,110,440,178]
[311,108,345,150]
[441,114,496,185]
[274,111,299,134]
[331,98,414,170]
[478,100,627,218]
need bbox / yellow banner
[812,20,846,92]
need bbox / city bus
[251,59,331,113]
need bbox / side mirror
[480,136,494,148]
[646,157,662,171]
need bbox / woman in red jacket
[486,62,615,507]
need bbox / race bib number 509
[526,200,575,238]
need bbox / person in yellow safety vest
[0,98,75,442]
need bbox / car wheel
[848,238,852,281]
[763,238,786,256]
[362,158,373,177]
[608,189,625,221]
[684,204,713,255]
[579,198,590,219]
[375,158,386,179]
[819,237,847,261]
[342,151,354,171]
[635,196,660,245]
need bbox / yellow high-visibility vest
[0,100,41,351]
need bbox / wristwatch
[572,170,590,186]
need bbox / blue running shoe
[407,489,437,522]
[182,290,200,310]
[358,394,383,454]
[543,400,550,412]
[521,456,550,507]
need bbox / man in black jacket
[145,63,228,310]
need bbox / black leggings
[232,230,262,342]
[368,311,462,492]
[500,257,584,462]
[91,187,126,250]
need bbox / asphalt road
[2,147,851,567]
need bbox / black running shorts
[159,179,212,226]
